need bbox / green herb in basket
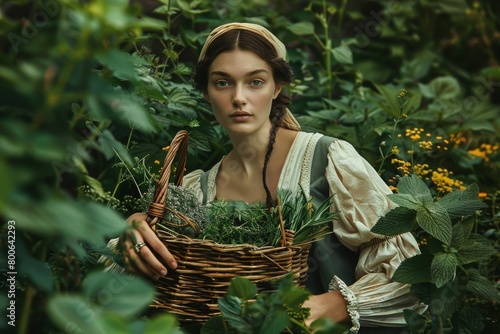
[154,185,337,247]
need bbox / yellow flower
[154,160,160,165]
[162,146,170,151]
[391,146,400,155]
[479,192,488,199]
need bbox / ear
[273,83,283,99]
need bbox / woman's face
[205,49,282,137]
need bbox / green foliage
[200,274,345,334]
[156,188,336,247]
[1,0,499,333]
[372,175,500,332]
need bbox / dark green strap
[200,170,210,205]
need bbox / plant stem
[18,286,35,334]
[289,317,311,333]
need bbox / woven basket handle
[147,130,191,226]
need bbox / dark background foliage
[0,0,498,333]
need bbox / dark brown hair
[193,29,294,207]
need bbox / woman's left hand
[303,290,349,327]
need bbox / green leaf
[260,309,289,334]
[373,84,400,118]
[403,309,426,333]
[397,174,433,198]
[465,268,500,302]
[98,129,133,166]
[387,193,421,209]
[98,313,129,334]
[97,49,139,82]
[331,45,353,65]
[457,235,496,265]
[421,76,461,100]
[438,184,487,220]
[392,254,433,284]
[6,198,126,242]
[310,318,347,334]
[416,202,452,245]
[47,295,106,334]
[82,272,155,318]
[84,175,105,197]
[17,236,54,293]
[456,307,485,334]
[227,276,257,301]
[201,316,226,334]
[451,218,475,248]
[371,206,417,236]
[280,279,310,309]
[218,295,248,332]
[287,22,315,35]
[430,282,464,318]
[431,252,457,288]
[144,313,180,333]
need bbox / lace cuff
[328,275,360,334]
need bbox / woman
[116,23,426,333]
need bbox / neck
[225,125,273,177]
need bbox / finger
[124,237,161,279]
[128,247,160,280]
[136,220,178,271]
[122,235,159,280]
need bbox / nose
[232,84,247,108]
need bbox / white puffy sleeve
[325,140,426,329]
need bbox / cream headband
[198,22,301,132]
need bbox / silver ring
[134,241,146,254]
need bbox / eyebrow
[210,69,269,77]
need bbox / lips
[230,111,252,122]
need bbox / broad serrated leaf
[439,197,487,220]
[393,254,433,284]
[465,268,500,302]
[403,309,426,333]
[371,206,417,235]
[397,174,433,198]
[410,282,434,304]
[431,252,457,288]
[218,295,248,331]
[416,202,452,245]
[451,218,475,248]
[455,307,485,334]
[387,193,421,209]
[439,183,481,204]
[227,276,257,301]
[457,236,496,265]
[430,282,464,318]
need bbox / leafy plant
[200,274,345,334]
[154,187,336,247]
[371,175,500,332]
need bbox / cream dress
[182,132,426,332]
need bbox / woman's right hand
[121,212,177,280]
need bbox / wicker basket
[146,130,311,323]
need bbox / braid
[262,108,286,208]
